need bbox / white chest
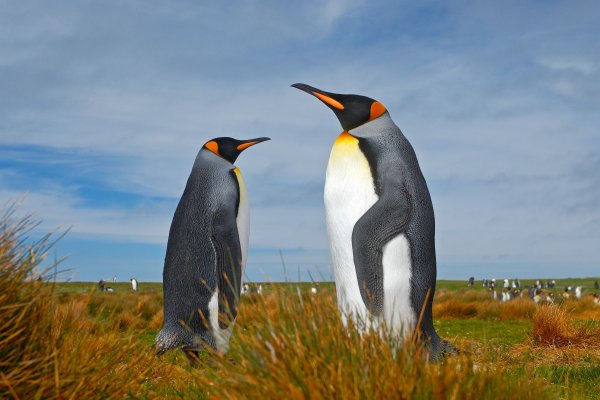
[324,132,378,320]
[324,132,415,335]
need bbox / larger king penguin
[292,83,449,359]
[155,136,269,359]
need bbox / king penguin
[155,136,269,359]
[292,83,451,359]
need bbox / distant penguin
[131,278,138,292]
[501,288,510,302]
[535,279,542,289]
[503,279,509,289]
[155,136,269,358]
[467,277,475,287]
[574,286,584,300]
[241,283,250,295]
[595,280,599,290]
[489,287,497,300]
[292,83,450,359]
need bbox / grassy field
[2,212,599,399]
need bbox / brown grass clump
[531,305,600,347]
[0,206,153,399]
[191,287,551,399]
[148,308,164,330]
[433,291,572,321]
[497,298,537,320]
[434,299,480,318]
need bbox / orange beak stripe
[312,92,345,110]
[236,141,258,151]
[369,101,387,121]
[205,140,219,155]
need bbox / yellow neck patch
[335,131,357,144]
[330,131,360,162]
[233,167,247,201]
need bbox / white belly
[324,132,414,336]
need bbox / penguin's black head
[203,137,270,164]
[291,83,388,131]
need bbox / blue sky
[1,1,599,281]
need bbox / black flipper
[351,183,412,314]
[211,191,243,330]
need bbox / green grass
[434,319,531,345]
[537,366,600,400]
[55,277,598,294]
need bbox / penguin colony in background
[292,84,449,359]
[155,137,269,360]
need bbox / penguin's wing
[351,183,411,315]
[210,196,243,329]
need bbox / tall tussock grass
[0,207,153,399]
[191,287,551,399]
[431,290,597,321]
[3,204,592,398]
[531,305,600,347]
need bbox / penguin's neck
[348,113,395,138]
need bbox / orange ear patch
[313,92,345,110]
[205,140,219,155]
[236,141,257,151]
[369,101,386,121]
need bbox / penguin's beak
[236,137,270,151]
[291,83,345,111]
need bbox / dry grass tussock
[192,289,550,399]
[531,305,600,348]
[0,206,157,399]
[0,205,580,399]
[432,289,600,321]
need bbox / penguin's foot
[441,339,460,357]
[428,339,460,362]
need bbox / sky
[1,0,599,282]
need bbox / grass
[1,209,599,399]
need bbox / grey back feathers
[156,148,243,354]
[351,113,440,352]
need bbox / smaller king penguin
[155,136,269,360]
[292,83,453,360]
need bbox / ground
[38,277,599,399]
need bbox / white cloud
[1,1,599,279]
